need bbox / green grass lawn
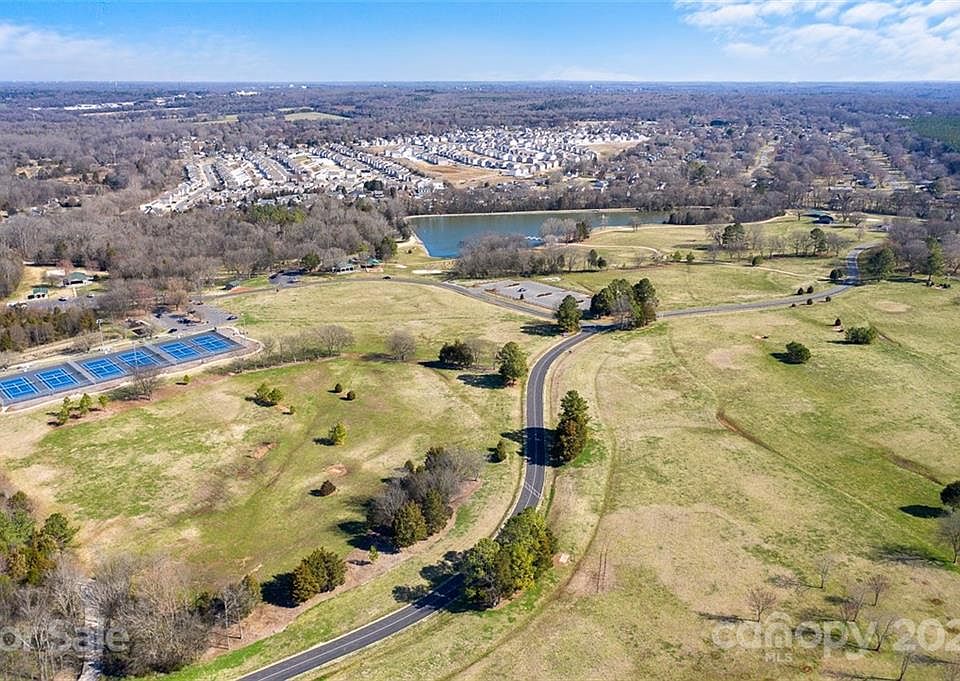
[521,216,875,309]
[219,280,553,356]
[8,357,522,586]
[301,279,960,681]
[0,282,557,587]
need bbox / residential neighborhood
[139,122,649,214]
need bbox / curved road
[237,329,597,681]
[236,241,875,681]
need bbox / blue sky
[1,1,959,82]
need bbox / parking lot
[479,280,591,311]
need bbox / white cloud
[0,21,272,81]
[683,3,763,28]
[674,0,960,79]
[840,2,899,25]
[901,0,960,19]
[724,41,770,58]
[0,23,128,75]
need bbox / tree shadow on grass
[500,429,524,446]
[261,572,296,608]
[419,359,449,371]
[520,322,561,337]
[900,504,948,519]
[360,352,392,362]
[393,584,430,603]
[391,551,477,612]
[770,352,805,365]
[337,516,398,554]
[871,543,946,565]
[457,373,503,390]
[696,610,742,623]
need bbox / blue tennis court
[159,341,200,360]
[190,333,234,353]
[0,376,38,401]
[36,367,80,390]
[117,349,161,368]
[81,358,126,379]
[0,330,248,407]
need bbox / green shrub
[845,326,878,345]
[493,438,510,463]
[291,547,346,603]
[254,383,281,406]
[329,421,346,445]
[318,480,336,496]
[784,341,811,364]
[438,340,474,368]
[751,254,763,267]
[333,382,343,393]
[345,390,356,401]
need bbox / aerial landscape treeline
[3,79,960,681]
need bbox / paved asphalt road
[512,328,600,515]
[237,327,597,681]
[236,241,877,681]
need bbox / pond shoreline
[406,207,671,258]
[405,206,649,220]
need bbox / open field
[9,264,44,300]
[395,157,504,186]
[2,357,521,586]
[530,216,876,308]
[0,283,555,590]
[537,262,831,309]
[218,280,554,355]
[305,279,960,681]
[282,111,348,121]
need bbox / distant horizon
[4,80,960,86]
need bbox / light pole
[96,319,104,350]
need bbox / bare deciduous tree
[129,366,162,400]
[867,573,891,607]
[746,586,777,622]
[939,512,960,564]
[815,555,836,589]
[838,587,866,622]
[315,325,355,357]
[386,329,416,362]
[464,337,498,370]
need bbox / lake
[407,209,670,258]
